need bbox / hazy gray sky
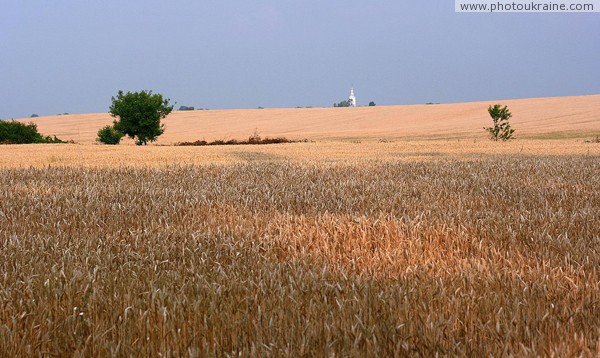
[1,1,598,118]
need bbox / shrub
[42,135,67,144]
[97,125,124,145]
[333,100,352,107]
[485,104,515,141]
[176,134,306,146]
[248,129,261,144]
[0,121,66,144]
[0,121,39,143]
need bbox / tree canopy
[109,90,173,145]
[333,100,352,107]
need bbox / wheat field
[1,139,599,169]
[18,94,600,144]
[1,148,599,356]
[2,95,600,356]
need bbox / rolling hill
[16,94,600,144]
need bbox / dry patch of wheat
[1,155,598,356]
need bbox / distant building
[349,88,357,107]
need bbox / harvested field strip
[1,158,599,355]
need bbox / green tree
[97,125,124,145]
[484,104,515,141]
[333,100,352,107]
[109,90,173,145]
[368,101,376,106]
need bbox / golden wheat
[20,94,600,144]
[0,139,598,168]
[0,154,599,356]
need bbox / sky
[1,1,598,119]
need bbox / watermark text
[456,0,599,12]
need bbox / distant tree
[97,125,124,145]
[368,101,376,106]
[178,105,195,111]
[484,104,515,141]
[109,90,173,145]
[333,100,352,107]
[30,114,39,118]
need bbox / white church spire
[349,87,357,107]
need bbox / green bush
[333,100,352,107]
[484,104,515,141]
[0,120,66,144]
[97,125,124,145]
[43,135,67,144]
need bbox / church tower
[349,88,357,107]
